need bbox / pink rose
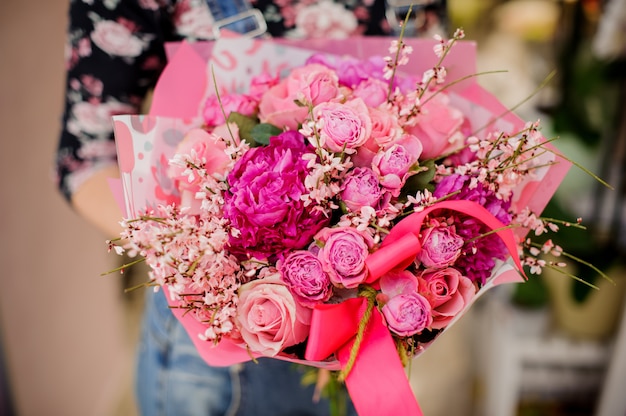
[90,20,146,57]
[279,250,332,307]
[340,167,384,212]
[352,78,389,108]
[352,107,401,167]
[236,273,311,357]
[315,226,374,289]
[418,268,475,329]
[372,134,423,196]
[203,93,257,127]
[248,72,280,102]
[168,128,231,192]
[418,218,464,268]
[294,1,358,39]
[211,122,240,145]
[313,98,372,154]
[258,64,340,131]
[381,292,432,336]
[406,92,465,160]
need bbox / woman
[55,1,447,415]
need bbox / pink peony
[417,268,475,329]
[313,98,372,154]
[279,250,333,307]
[236,272,311,357]
[315,226,374,289]
[258,63,340,131]
[223,131,329,260]
[417,218,464,269]
[340,167,385,212]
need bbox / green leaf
[250,123,283,146]
[227,112,259,147]
[400,159,436,198]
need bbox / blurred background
[0,0,624,415]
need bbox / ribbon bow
[305,199,525,415]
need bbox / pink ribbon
[306,298,423,416]
[305,199,525,415]
[366,199,526,282]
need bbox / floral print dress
[55,0,447,202]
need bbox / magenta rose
[315,226,374,289]
[202,93,257,127]
[313,98,372,154]
[381,292,432,336]
[372,134,423,196]
[340,167,385,212]
[236,272,312,356]
[223,131,329,260]
[418,218,464,269]
[258,63,340,131]
[417,268,475,329]
[279,250,332,307]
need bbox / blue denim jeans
[135,290,357,416]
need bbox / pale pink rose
[314,98,372,154]
[418,268,475,329]
[211,122,240,145]
[315,226,374,289]
[340,167,384,212]
[294,1,358,39]
[352,78,389,108]
[407,92,465,160]
[202,93,257,127]
[418,218,464,268]
[91,20,146,57]
[381,292,432,336]
[236,273,311,357]
[372,134,423,196]
[168,128,231,192]
[258,64,340,131]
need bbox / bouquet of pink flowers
[109,30,575,415]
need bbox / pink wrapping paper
[111,37,571,415]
